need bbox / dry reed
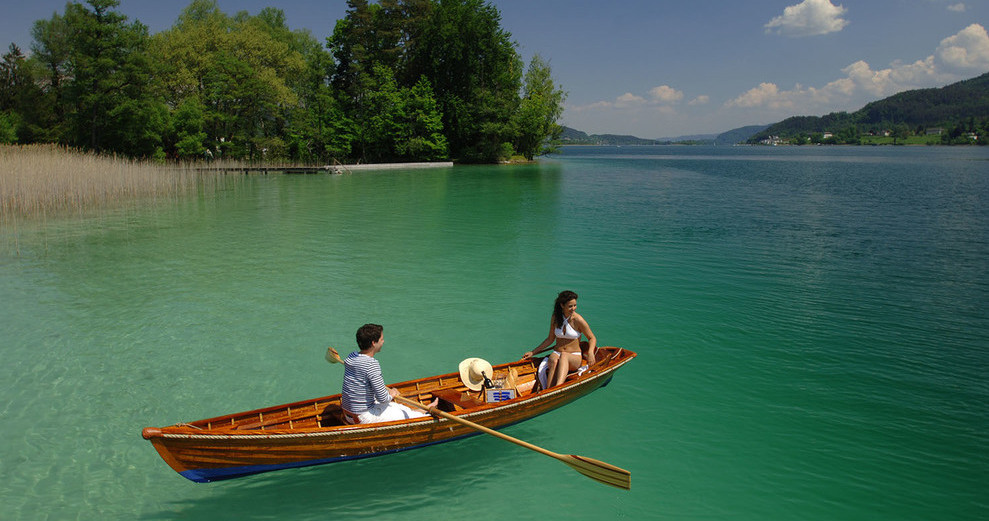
[0,144,229,221]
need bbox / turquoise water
[1,146,987,519]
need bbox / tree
[150,1,305,160]
[836,125,860,145]
[171,97,207,158]
[348,64,445,163]
[12,0,562,162]
[0,44,44,142]
[394,76,447,161]
[890,124,910,145]
[0,44,27,112]
[29,13,72,142]
[61,0,165,155]
[329,0,410,102]
[0,112,16,143]
[513,54,565,160]
[282,24,353,162]
[405,0,522,162]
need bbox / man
[340,323,437,424]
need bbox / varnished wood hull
[142,346,636,482]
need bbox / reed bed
[0,144,235,221]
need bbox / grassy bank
[0,144,226,221]
[858,135,944,146]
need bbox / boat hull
[143,347,635,482]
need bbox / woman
[522,290,597,388]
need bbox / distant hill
[715,125,769,145]
[750,72,989,143]
[559,126,593,143]
[561,127,727,145]
[558,124,769,147]
[658,133,718,144]
[560,127,665,145]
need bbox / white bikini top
[554,317,580,340]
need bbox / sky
[2,0,988,139]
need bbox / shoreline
[1,145,469,221]
[198,161,455,175]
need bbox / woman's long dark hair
[552,290,578,328]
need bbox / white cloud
[567,24,989,137]
[567,85,694,136]
[614,92,647,108]
[936,23,989,71]
[727,24,989,113]
[726,83,784,108]
[573,84,688,112]
[947,3,966,13]
[649,85,684,103]
[765,0,849,37]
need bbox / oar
[325,347,631,490]
[392,395,630,489]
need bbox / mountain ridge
[562,71,988,147]
[748,71,989,143]
[560,126,766,146]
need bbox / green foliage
[172,97,207,158]
[6,0,564,163]
[513,54,566,160]
[394,76,448,161]
[400,0,523,162]
[1,44,45,142]
[28,12,72,142]
[60,0,164,155]
[0,111,18,143]
[150,0,309,160]
[283,29,354,162]
[348,65,447,163]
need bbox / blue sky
[2,0,987,138]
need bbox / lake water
[1,145,987,520]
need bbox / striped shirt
[341,352,391,414]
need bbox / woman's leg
[544,352,560,388]
[551,352,582,387]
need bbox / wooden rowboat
[142,346,636,483]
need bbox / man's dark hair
[356,323,383,350]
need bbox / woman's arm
[523,323,557,359]
[574,313,597,365]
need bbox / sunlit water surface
[1,145,987,520]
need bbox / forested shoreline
[748,72,989,146]
[0,0,566,164]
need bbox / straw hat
[459,357,494,391]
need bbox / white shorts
[356,401,429,424]
[537,357,589,389]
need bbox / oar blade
[563,454,631,490]
[325,347,343,364]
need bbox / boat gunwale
[150,347,634,439]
